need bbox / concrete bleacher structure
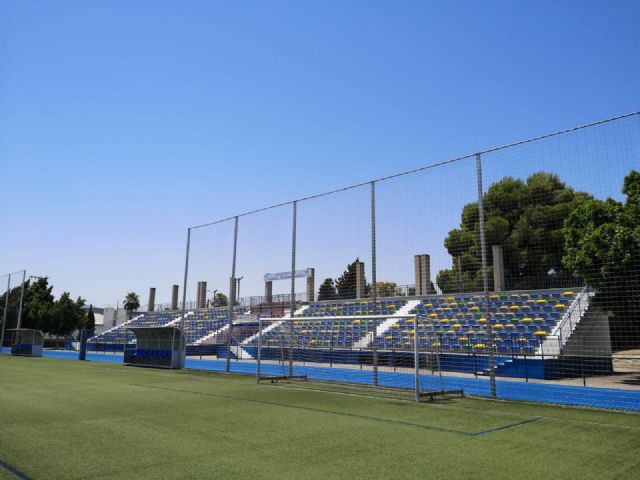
[88,289,610,379]
[88,307,247,348]
[244,288,611,380]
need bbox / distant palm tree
[123,292,140,320]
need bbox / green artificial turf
[1,355,639,480]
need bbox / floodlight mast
[179,228,191,359]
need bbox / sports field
[1,356,639,480]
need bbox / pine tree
[317,278,337,301]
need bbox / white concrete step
[353,299,421,348]
[89,313,145,341]
[242,304,310,346]
[231,344,253,359]
[196,323,229,345]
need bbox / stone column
[196,281,207,309]
[171,285,179,310]
[264,281,273,304]
[355,261,365,299]
[306,268,315,302]
[492,245,505,292]
[148,288,156,312]
[414,254,431,296]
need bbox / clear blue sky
[1,0,639,307]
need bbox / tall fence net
[85,113,640,410]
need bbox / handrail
[552,286,589,336]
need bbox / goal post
[251,314,464,401]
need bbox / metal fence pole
[256,316,262,382]
[227,216,239,373]
[179,228,191,362]
[0,274,10,351]
[16,270,26,330]
[414,315,420,402]
[289,201,297,377]
[476,153,497,398]
[370,181,379,386]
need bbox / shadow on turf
[129,382,542,437]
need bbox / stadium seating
[88,310,181,345]
[372,290,578,354]
[89,307,248,346]
[180,307,247,344]
[304,299,406,317]
[256,299,407,348]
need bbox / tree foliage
[0,277,87,337]
[22,277,54,331]
[123,292,140,318]
[213,292,228,307]
[49,292,86,337]
[335,259,366,300]
[317,278,337,301]
[436,172,591,292]
[375,282,398,298]
[86,305,96,331]
[563,170,640,349]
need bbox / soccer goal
[251,315,463,401]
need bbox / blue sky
[1,0,639,307]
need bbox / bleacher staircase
[353,299,421,348]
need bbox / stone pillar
[306,268,315,302]
[229,277,237,308]
[492,245,505,292]
[171,284,179,310]
[264,281,273,304]
[148,288,156,312]
[414,254,431,296]
[355,261,365,299]
[196,281,207,309]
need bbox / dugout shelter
[9,329,44,357]
[124,326,185,369]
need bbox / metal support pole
[371,181,379,386]
[256,316,262,383]
[227,216,239,373]
[370,181,377,303]
[1,274,10,351]
[476,153,497,397]
[414,315,420,402]
[289,201,297,377]
[16,270,26,330]
[178,228,191,363]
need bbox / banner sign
[264,268,312,282]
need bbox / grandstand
[88,307,247,348]
[205,287,606,380]
[89,288,605,382]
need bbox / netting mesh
[80,113,640,408]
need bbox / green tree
[0,282,28,332]
[563,170,640,350]
[213,292,228,307]
[50,292,86,337]
[436,172,590,292]
[335,259,365,300]
[123,292,140,319]
[85,305,96,331]
[22,277,55,332]
[375,282,398,298]
[317,278,337,301]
